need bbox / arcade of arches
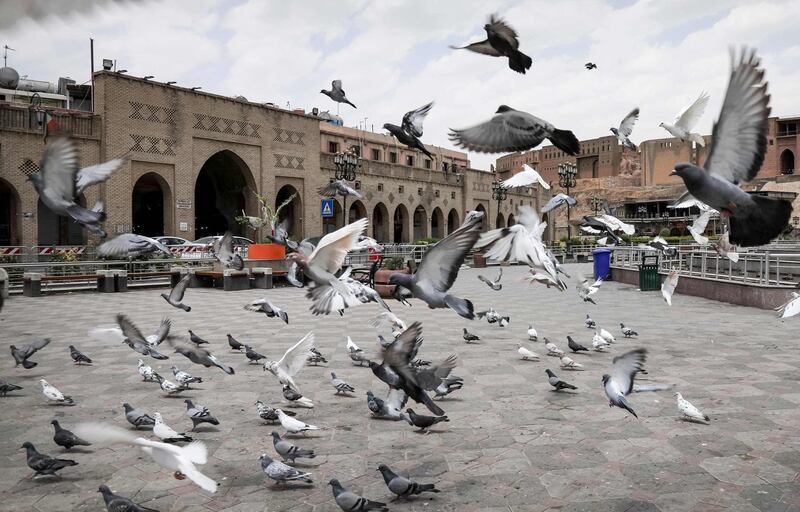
[194,151,256,238]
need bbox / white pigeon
[263,332,315,392]
[276,409,319,435]
[545,341,565,357]
[675,392,710,423]
[688,211,713,245]
[661,270,679,306]
[500,164,550,190]
[527,324,538,341]
[669,196,713,211]
[371,311,407,333]
[775,292,800,319]
[560,355,583,370]
[577,273,603,303]
[598,214,635,236]
[580,225,602,235]
[346,336,368,366]
[152,412,191,442]
[659,91,710,146]
[154,374,184,395]
[517,343,539,361]
[89,317,171,348]
[713,232,740,263]
[138,359,156,381]
[592,333,609,351]
[72,422,217,492]
[354,235,382,252]
[39,379,74,405]
[599,328,615,344]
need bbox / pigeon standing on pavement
[40,379,74,405]
[383,102,435,160]
[0,379,22,396]
[283,385,315,408]
[123,403,155,428]
[347,337,368,366]
[10,338,50,369]
[403,408,449,433]
[450,14,533,74]
[560,355,583,370]
[545,369,577,391]
[51,420,91,450]
[69,345,92,364]
[331,372,356,395]
[161,274,191,312]
[22,441,78,478]
[585,314,596,329]
[527,324,538,341]
[477,268,503,290]
[592,333,610,352]
[599,328,616,344]
[675,392,710,423]
[153,412,192,443]
[188,330,209,346]
[567,336,589,353]
[256,401,296,423]
[620,323,638,337]
[171,366,202,388]
[138,359,156,381]
[610,107,639,150]
[603,348,647,418]
[245,345,266,364]
[517,343,539,361]
[377,464,439,499]
[227,334,245,351]
[270,431,316,463]
[276,409,319,435]
[329,478,388,511]
[154,373,185,395]
[321,80,356,109]
[260,454,313,485]
[98,484,159,512]
[184,400,219,431]
[462,328,480,344]
[307,347,328,365]
[545,340,565,357]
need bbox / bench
[251,267,273,289]
[0,268,8,300]
[191,268,251,291]
[23,271,123,296]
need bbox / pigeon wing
[117,314,148,343]
[449,40,502,56]
[215,232,235,263]
[317,182,338,197]
[486,14,520,49]
[691,211,712,234]
[331,80,344,93]
[402,101,434,138]
[674,91,710,131]
[449,108,548,153]
[308,218,367,274]
[75,158,125,194]
[277,332,315,378]
[610,348,647,396]
[618,107,639,137]
[414,214,482,292]
[500,164,550,190]
[40,138,78,201]
[170,275,190,302]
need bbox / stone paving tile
[1,264,799,511]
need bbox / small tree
[235,190,297,243]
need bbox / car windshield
[194,237,216,244]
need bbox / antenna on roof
[3,45,15,67]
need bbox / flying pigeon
[153,412,191,443]
[68,344,92,364]
[450,14,532,74]
[545,369,576,391]
[688,210,713,245]
[527,324,538,341]
[567,336,588,352]
[434,376,463,399]
[270,431,316,463]
[318,179,363,199]
[560,355,583,370]
[331,372,356,395]
[477,268,503,290]
[171,366,202,388]
[545,340,565,357]
[674,392,710,423]
[123,403,156,429]
[329,478,388,511]
[403,408,449,433]
[603,348,647,418]
[40,379,74,405]
[576,273,602,304]
[517,343,539,361]
[184,400,219,431]
[580,216,623,245]
[161,274,191,312]
[227,334,245,351]
[98,484,159,512]
[244,298,289,323]
[10,337,50,369]
[371,311,408,334]
[275,409,319,435]
[117,316,170,360]
[98,233,172,259]
[449,106,579,155]
[51,420,91,450]
[643,236,677,257]
[91,317,172,348]
[670,50,791,246]
[540,192,577,214]
[211,231,244,271]
[138,360,156,381]
[661,270,679,306]
[377,464,439,499]
[620,323,638,337]
[321,79,356,109]
[383,102,435,160]
[585,314,596,329]
[0,378,23,396]
[263,332,315,392]
[153,373,185,395]
[501,164,550,190]
[462,328,480,343]
[775,292,800,319]
[346,336,369,366]
[22,442,78,478]
[260,453,313,485]
[389,212,483,319]
[585,62,597,70]
[171,342,235,375]
[255,401,295,423]
[283,385,314,408]
[660,91,709,146]
[610,107,639,150]
[305,268,390,315]
[713,232,740,262]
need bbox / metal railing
[344,244,430,267]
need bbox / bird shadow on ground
[62,447,93,454]
[332,394,356,399]
[267,482,314,491]
[164,394,192,399]
[192,426,220,433]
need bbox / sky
[1,0,798,170]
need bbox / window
[424,159,431,169]
[328,141,339,153]
[451,191,456,199]
[377,183,383,192]
[355,181,361,190]
[435,190,440,197]
[442,162,449,172]
[371,148,381,161]
[398,185,404,193]
[389,152,398,163]
[417,187,423,196]
[406,155,414,166]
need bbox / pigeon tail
[21,360,37,369]
[547,128,580,156]
[729,195,792,247]
[418,392,445,417]
[444,294,474,320]
[688,133,705,146]
[415,483,439,493]
[508,49,533,74]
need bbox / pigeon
[321,79,356,109]
[123,334,169,360]
[68,344,92,364]
[371,312,408,334]
[307,347,328,365]
[477,268,503,290]
[91,317,172,348]
[661,270,679,306]
[40,379,74,405]
[211,231,244,270]
[599,328,616,344]
[98,233,172,259]
[660,91,710,146]
[9,338,50,369]
[643,236,677,257]
[545,369,576,391]
[433,376,463,399]
[347,337,369,366]
[72,422,217,492]
[188,330,209,346]
[603,348,647,418]
[305,268,390,315]
[154,373,185,395]
[592,333,609,352]
[585,314,596,329]
[282,385,314,408]
[713,232,740,262]
[776,292,800,319]
[675,392,710,423]
[276,409,319,435]
[449,106,579,155]
[388,213,483,319]
[0,378,23,396]
[527,324,538,341]
[171,366,202,388]
[243,297,289,323]
[610,107,639,150]
[545,341,565,357]
[153,412,192,442]
[404,408,448,433]
[244,345,266,364]
[263,332,315,392]
[540,193,577,214]
[318,179,363,199]
[366,389,408,419]
[581,216,623,245]
[517,343,539,361]
[330,478,389,511]
[391,284,413,307]
[331,372,355,395]
[171,342,235,375]
[138,359,156,381]
[383,102,435,160]
[585,62,597,70]
[123,403,156,428]
[688,210,713,245]
[450,14,532,74]
[28,138,123,237]
[22,442,77,478]
[671,50,791,246]
[255,401,296,423]
[260,453,313,485]
[160,274,191,312]
[377,464,439,499]
[560,355,583,370]
[620,323,638,338]
[184,400,219,431]
[51,420,91,450]
[576,273,602,304]
[462,328,480,344]
[270,431,315,463]
[501,164,550,190]
[98,484,159,512]
[567,336,588,353]
[227,334,245,351]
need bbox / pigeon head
[328,478,342,488]
[658,122,666,127]
[39,379,48,386]
[270,431,281,439]
[670,163,704,184]
[123,403,132,411]
[495,105,514,114]
[259,453,273,464]
[21,441,33,449]
[673,392,682,398]
[610,127,618,135]
[601,374,611,385]
[98,485,111,494]
[51,420,59,426]
[545,369,555,377]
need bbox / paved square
[1,264,798,512]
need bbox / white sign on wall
[179,222,189,232]
[176,199,192,209]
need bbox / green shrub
[413,237,440,245]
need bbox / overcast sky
[1,0,798,170]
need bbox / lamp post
[491,180,508,229]
[29,92,45,129]
[590,196,604,216]
[333,147,361,226]
[557,162,577,242]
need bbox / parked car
[193,235,254,251]
[153,236,198,247]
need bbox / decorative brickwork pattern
[193,114,261,139]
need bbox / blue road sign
[321,198,334,218]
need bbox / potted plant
[235,190,297,260]
[374,256,411,298]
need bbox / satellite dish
[0,66,19,89]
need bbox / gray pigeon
[541,193,578,214]
[123,403,155,428]
[318,179,363,199]
[450,14,532,74]
[462,328,480,343]
[434,376,464,399]
[171,343,235,375]
[244,298,289,323]
[188,330,209,346]
[389,212,483,319]
[160,274,191,312]
[404,408,449,433]
[97,233,172,259]
[449,105,580,155]
[546,369,577,391]
[610,107,639,150]
[603,348,647,418]
[383,102,435,160]
[184,399,219,431]
[0,378,23,396]
[98,484,159,512]
[117,315,169,360]
[321,80,356,108]
[330,372,355,395]
[69,345,92,364]
[270,431,316,463]
[227,334,245,351]
[260,454,313,484]
[377,464,439,499]
[51,420,91,450]
[10,338,50,369]
[567,336,588,353]
[22,441,78,477]
[477,268,502,290]
[244,345,266,363]
[620,323,638,337]
[670,49,791,247]
[329,478,388,511]
[212,231,244,270]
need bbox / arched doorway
[348,200,367,224]
[323,199,342,235]
[496,212,505,228]
[393,204,409,243]
[0,179,20,246]
[195,151,257,238]
[507,214,516,227]
[592,159,599,178]
[132,173,170,236]
[781,149,795,175]
[413,205,428,241]
[372,203,389,242]
[276,185,303,240]
[431,207,444,239]
[447,209,460,234]
[37,195,86,245]
[475,203,487,231]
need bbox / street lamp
[491,180,507,228]
[333,147,362,225]
[29,92,45,128]
[557,162,577,241]
[590,195,604,216]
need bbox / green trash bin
[639,255,660,291]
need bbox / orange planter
[247,243,285,260]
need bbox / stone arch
[496,212,505,229]
[194,150,257,238]
[431,207,444,239]
[781,149,795,175]
[348,199,367,224]
[413,205,428,241]
[507,213,516,227]
[447,208,460,234]
[474,203,487,231]
[0,178,20,246]
[132,172,172,236]
[393,204,409,243]
[372,202,389,242]
[276,184,303,240]
[37,194,86,245]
